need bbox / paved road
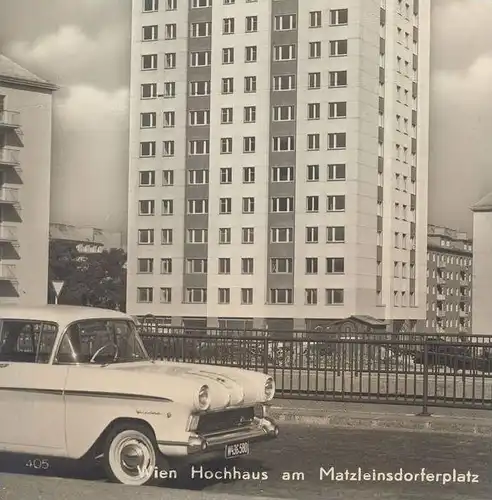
[1,424,491,499]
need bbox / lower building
[417,224,472,335]
[0,55,57,305]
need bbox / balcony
[0,225,18,244]
[436,277,446,285]
[460,295,468,302]
[0,187,19,205]
[436,309,445,318]
[0,147,20,166]
[459,310,468,318]
[0,264,16,281]
[460,279,469,287]
[436,293,445,301]
[0,110,20,129]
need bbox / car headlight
[264,377,275,401]
[197,384,211,411]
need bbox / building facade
[416,225,472,335]
[127,0,431,330]
[471,193,492,335]
[0,55,56,305]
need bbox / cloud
[429,54,492,232]
[4,24,130,89]
[50,86,129,232]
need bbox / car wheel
[102,424,161,486]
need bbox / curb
[269,407,492,436]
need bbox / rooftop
[0,54,57,91]
[0,304,131,325]
[472,192,492,213]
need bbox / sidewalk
[269,398,492,436]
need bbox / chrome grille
[197,407,255,434]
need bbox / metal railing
[0,187,19,203]
[138,324,492,413]
[0,110,20,128]
[0,147,19,165]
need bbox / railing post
[263,336,269,374]
[417,337,431,416]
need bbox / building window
[190,22,211,38]
[160,288,172,304]
[186,259,207,274]
[191,0,211,7]
[137,287,153,303]
[187,199,208,215]
[244,76,257,93]
[141,83,157,99]
[219,228,231,244]
[271,258,293,274]
[273,44,296,61]
[218,258,231,274]
[328,164,346,180]
[139,200,155,216]
[306,226,319,243]
[328,133,346,150]
[189,80,211,96]
[329,70,347,87]
[164,53,176,69]
[243,136,256,153]
[243,106,256,123]
[242,227,254,244]
[162,140,175,156]
[306,164,319,182]
[223,17,235,34]
[245,15,258,32]
[143,0,159,12]
[241,288,253,305]
[326,289,344,305]
[306,196,319,213]
[305,258,318,275]
[161,199,174,215]
[137,258,154,274]
[242,197,255,214]
[271,227,293,243]
[218,288,230,304]
[141,54,157,70]
[330,8,348,26]
[328,102,347,119]
[326,258,344,274]
[307,103,320,120]
[190,110,210,126]
[142,25,158,41]
[220,137,233,154]
[308,72,321,89]
[307,134,320,151]
[309,41,321,59]
[140,141,156,157]
[163,111,175,127]
[272,136,295,152]
[269,288,293,305]
[273,105,295,121]
[245,46,257,63]
[305,289,318,305]
[186,288,207,304]
[164,24,177,40]
[309,11,322,28]
[274,14,297,31]
[222,47,235,64]
[139,171,155,186]
[273,75,296,91]
[163,82,175,98]
[161,229,173,245]
[271,197,294,212]
[327,226,345,243]
[189,140,210,155]
[138,229,154,245]
[190,51,212,67]
[243,167,255,183]
[166,0,177,8]
[188,169,208,185]
[160,258,172,274]
[220,107,233,124]
[220,167,232,184]
[327,195,345,212]
[241,258,254,274]
[187,229,207,244]
[330,40,348,57]
[219,198,232,214]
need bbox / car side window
[0,321,58,363]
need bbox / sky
[0,0,491,235]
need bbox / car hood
[103,360,271,408]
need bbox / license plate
[225,441,250,459]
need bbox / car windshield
[56,319,149,365]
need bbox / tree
[48,240,127,311]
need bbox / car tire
[102,423,162,486]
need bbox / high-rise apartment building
[417,225,472,336]
[127,0,431,330]
[0,55,56,305]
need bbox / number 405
[25,458,49,469]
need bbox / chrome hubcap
[119,440,148,476]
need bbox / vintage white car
[0,305,278,486]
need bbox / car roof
[0,305,133,324]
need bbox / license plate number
[225,441,250,459]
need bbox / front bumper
[157,416,279,458]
